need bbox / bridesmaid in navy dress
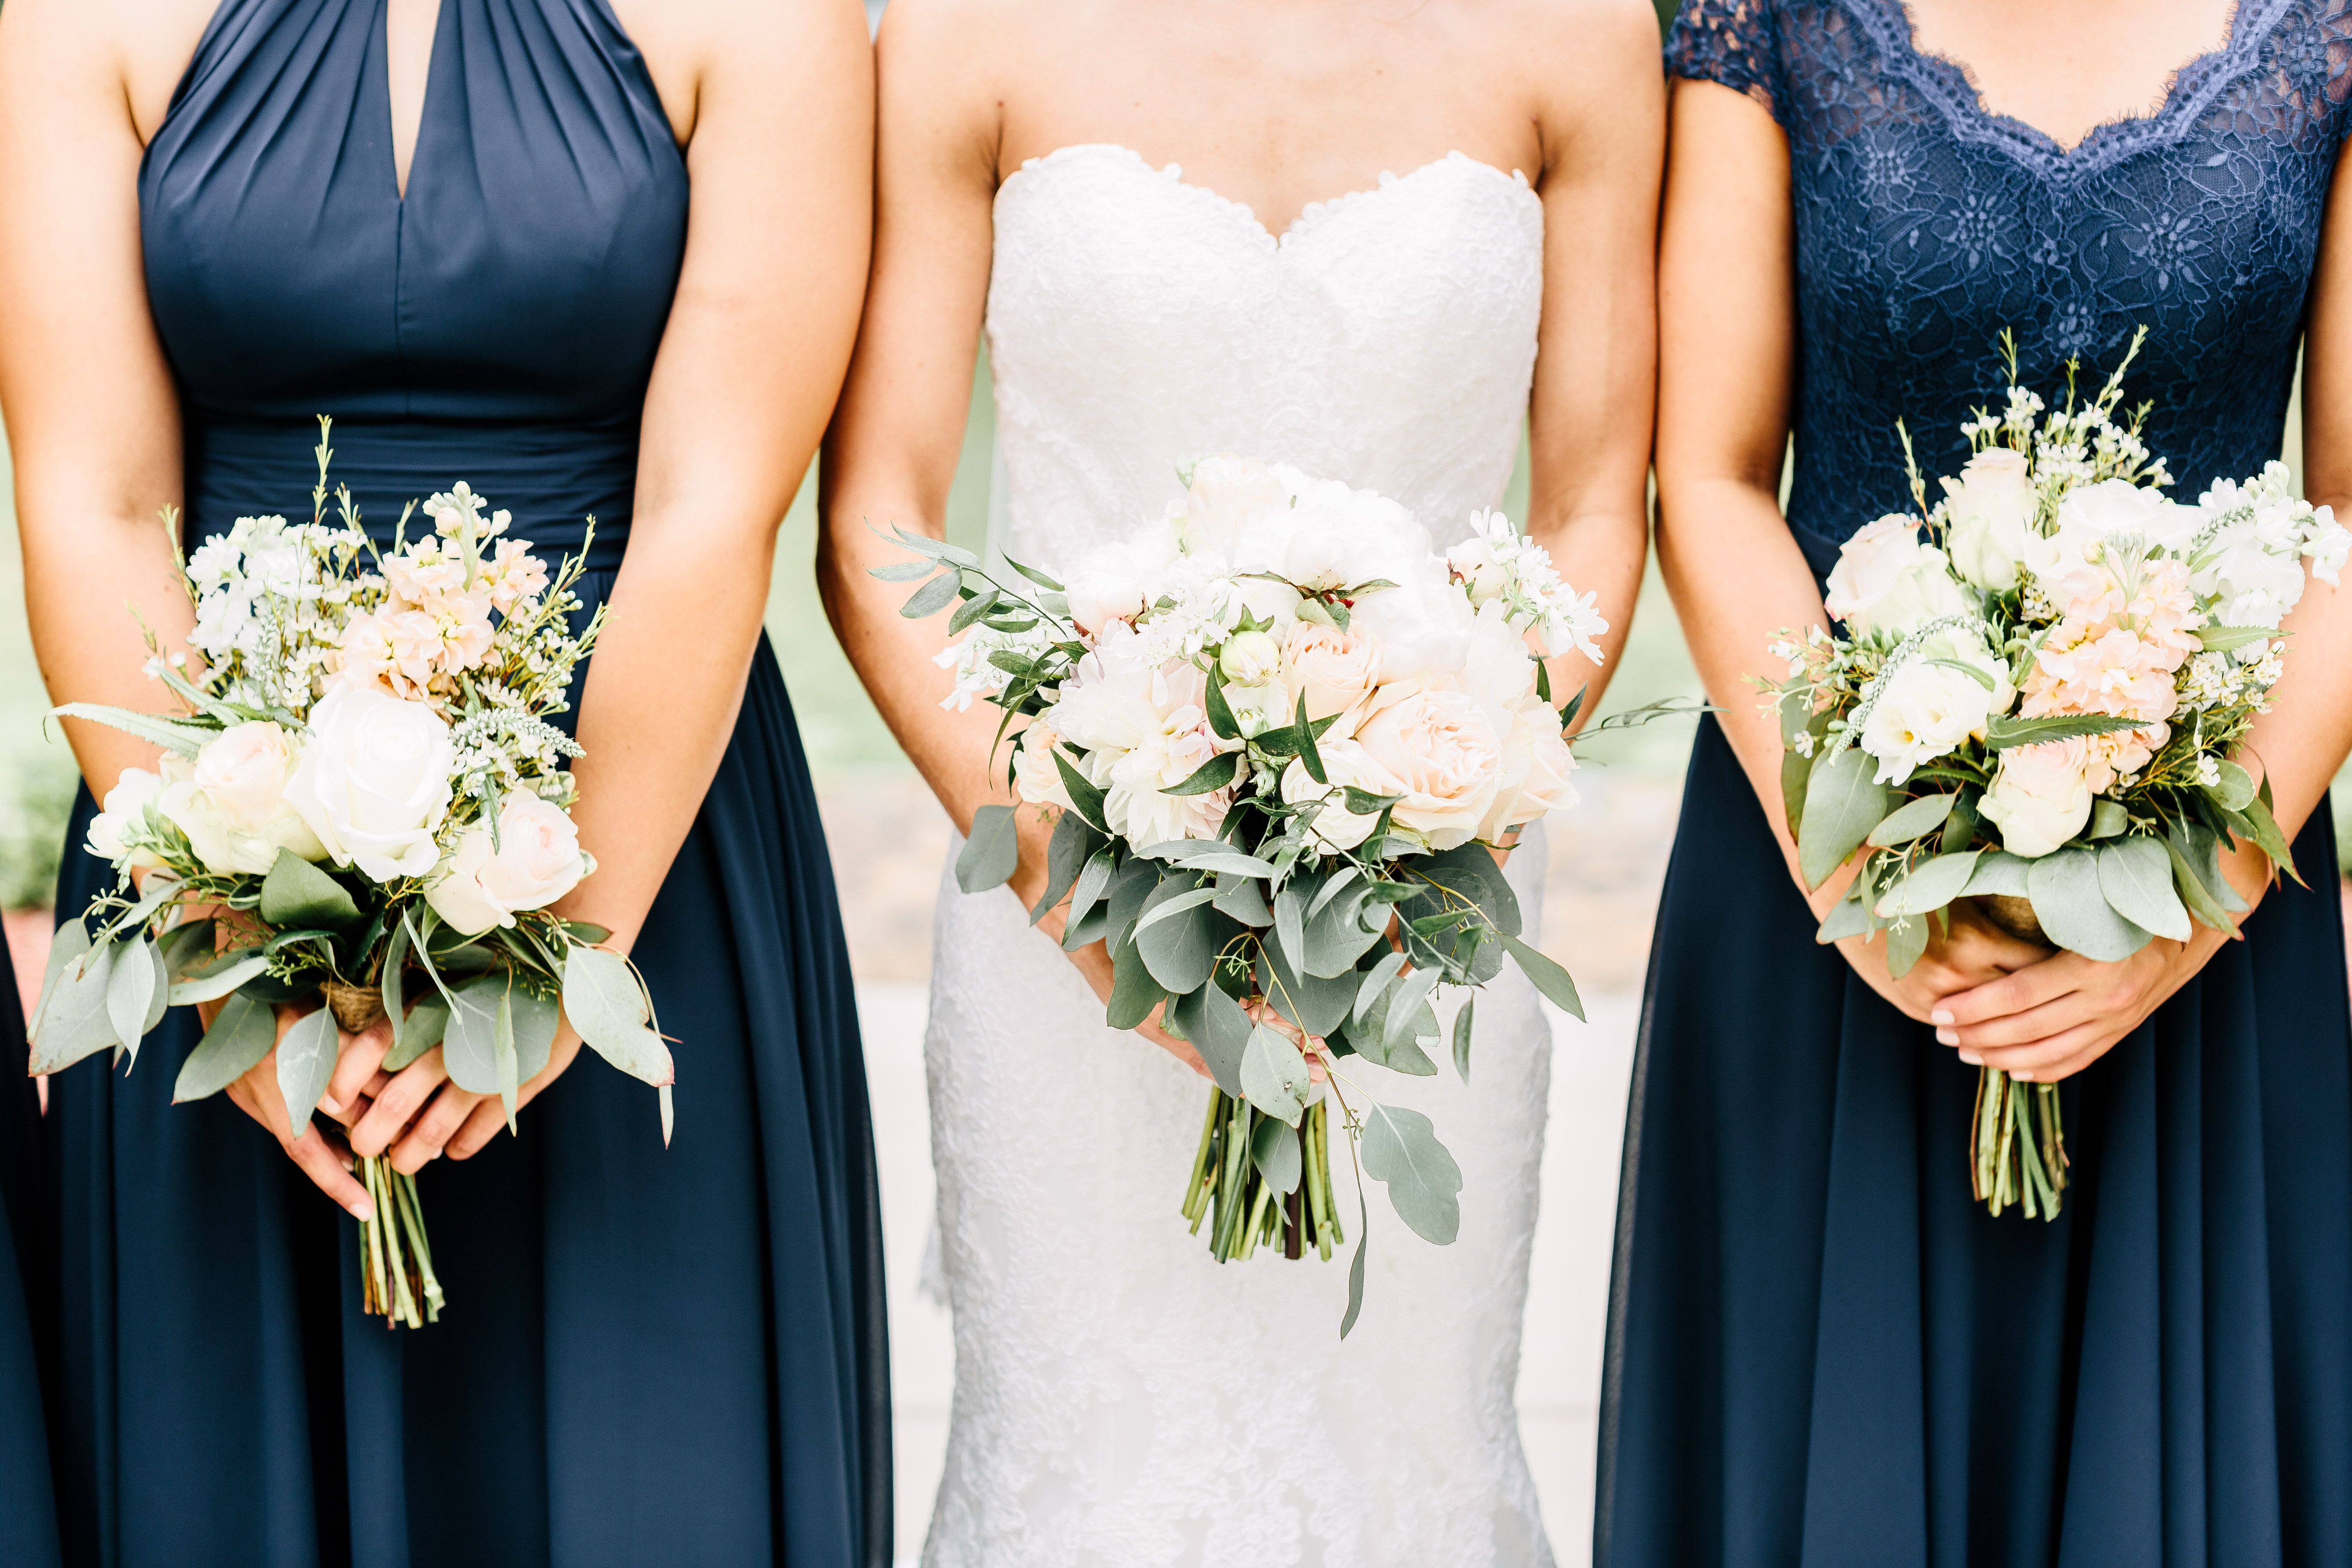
[0,1,886,1564]
[0,922,62,1564]
[1606,0,2352,1561]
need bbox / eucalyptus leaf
[509,985,559,1085]
[1874,851,1981,918]
[562,945,673,1086]
[947,587,1001,634]
[105,937,165,1064]
[2027,847,2154,961]
[898,570,962,620]
[1866,792,1956,849]
[31,919,90,1041]
[381,994,449,1071]
[1362,1103,1462,1246]
[1384,968,1442,1052]
[2171,818,2248,911]
[172,990,280,1102]
[1303,882,1386,978]
[1400,843,1521,939]
[158,919,219,981]
[1959,850,2034,899]
[1498,932,1583,1021]
[1779,750,1812,839]
[169,953,271,1007]
[2206,758,2258,812]
[1797,745,1889,890]
[1341,1189,1369,1338]
[867,557,940,583]
[1211,872,1273,928]
[1168,984,1249,1096]
[1135,880,1219,993]
[1105,934,1166,1031]
[382,919,411,1049]
[1030,810,1099,926]
[1352,952,1407,1027]
[1250,1113,1304,1196]
[955,805,1021,894]
[1452,993,1476,1084]
[274,1007,338,1140]
[1273,885,1307,977]
[2096,836,2191,941]
[1239,1024,1310,1126]
[441,976,507,1094]
[493,991,520,1130]
[258,849,361,930]
[2088,798,2129,839]
[1815,883,1873,944]
[29,934,119,1076]
[1064,848,1117,936]
[1102,856,1159,952]
[1253,938,1354,1038]
[1883,913,1931,978]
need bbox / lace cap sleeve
[1664,0,1781,120]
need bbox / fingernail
[318,1094,342,1115]
[1935,1027,1958,1045]
[1930,1008,1954,1025]
[349,1200,375,1222]
[1958,1050,1982,1066]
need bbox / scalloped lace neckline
[1868,0,2274,167]
[1001,143,1535,248]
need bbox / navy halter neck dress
[1602,1,2352,1564]
[36,3,890,1563]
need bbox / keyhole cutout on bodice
[1900,0,2237,151]
[386,0,444,199]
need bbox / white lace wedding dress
[922,143,1556,1568]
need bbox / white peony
[1856,660,2001,786]
[1064,519,1181,634]
[1353,678,1503,850]
[1940,448,2039,591]
[1477,703,1579,842]
[160,721,328,875]
[284,683,457,881]
[1345,559,1476,684]
[425,793,591,936]
[1824,516,1973,640]
[1172,454,1291,554]
[1979,739,2095,858]
[86,767,167,872]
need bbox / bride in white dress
[824,3,1661,1561]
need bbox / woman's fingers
[388,1082,483,1175]
[445,1099,511,1160]
[347,1049,450,1158]
[1934,991,2099,1054]
[226,1063,376,1219]
[320,1015,393,1117]
[1931,951,2088,1027]
[1970,1022,2117,1082]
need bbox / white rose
[2024,479,2197,594]
[284,683,456,881]
[1279,738,1397,851]
[1824,516,1972,641]
[1012,721,1076,811]
[425,794,591,936]
[1941,448,2038,591]
[1280,620,1381,737]
[1477,703,1579,841]
[1979,739,2094,858]
[1857,661,1999,786]
[160,723,330,876]
[86,767,166,871]
[1445,537,1511,606]
[1353,679,1503,850]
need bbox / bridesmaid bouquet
[26,421,675,1326]
[883,455,1607,1334]
[1773,334,2348,1218]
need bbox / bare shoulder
[0,0,216,135]
[876,0,1054,91]
[1486,0,1663,90]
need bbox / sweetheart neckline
[998,143,1536,249]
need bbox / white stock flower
[1856,660,1999,786]
[1353,678,1504,850]
[1824,516,1972,640]
[86,767,167,872]
[1940,447,2038,591]
[159,722,328,875]
[285,683,457,881]
[1979,739,2095,858]
[425,793,590,936]
[2023,478,2197,598]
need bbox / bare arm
[1522,0,1662,720]
[1940,144,2352,1077]
[1654,79,2043,1013]
[346,0,881,1163]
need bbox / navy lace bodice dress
[1601,2,2352,1564]
[36,3,889,1564]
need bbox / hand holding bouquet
[29,421,677,1326]
[884,455,1610,1333]
[1775,334,2348,1217]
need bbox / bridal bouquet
[884,455,1605,1333]
[27,420,675,1327]
[1774,334,2347,1218]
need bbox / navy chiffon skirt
[1598,717,2352,1567]
[2,915,65,1565]
[43,641,889,1568]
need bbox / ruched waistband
[182,413,637,572]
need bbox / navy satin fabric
[1,920,65,1567]
[1600,4,2352,1564]
[40,3,890,1564]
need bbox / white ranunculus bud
[1824,516,1972,641]
[1224,678,1293,739]
[1940,448,2038,591]
[1352,678,1503,851]
[284,683,456,882]
[1217,628,1284,687]
[1978,739,2095,858]
[425,794,591,936]
[86,767,166,871]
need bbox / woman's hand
[1927,927,2226,1083]
[1826,894,2052,1022]
[220,1001,377,1220]
[1007,806,1210,1077]
[328,1026,587,1173]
